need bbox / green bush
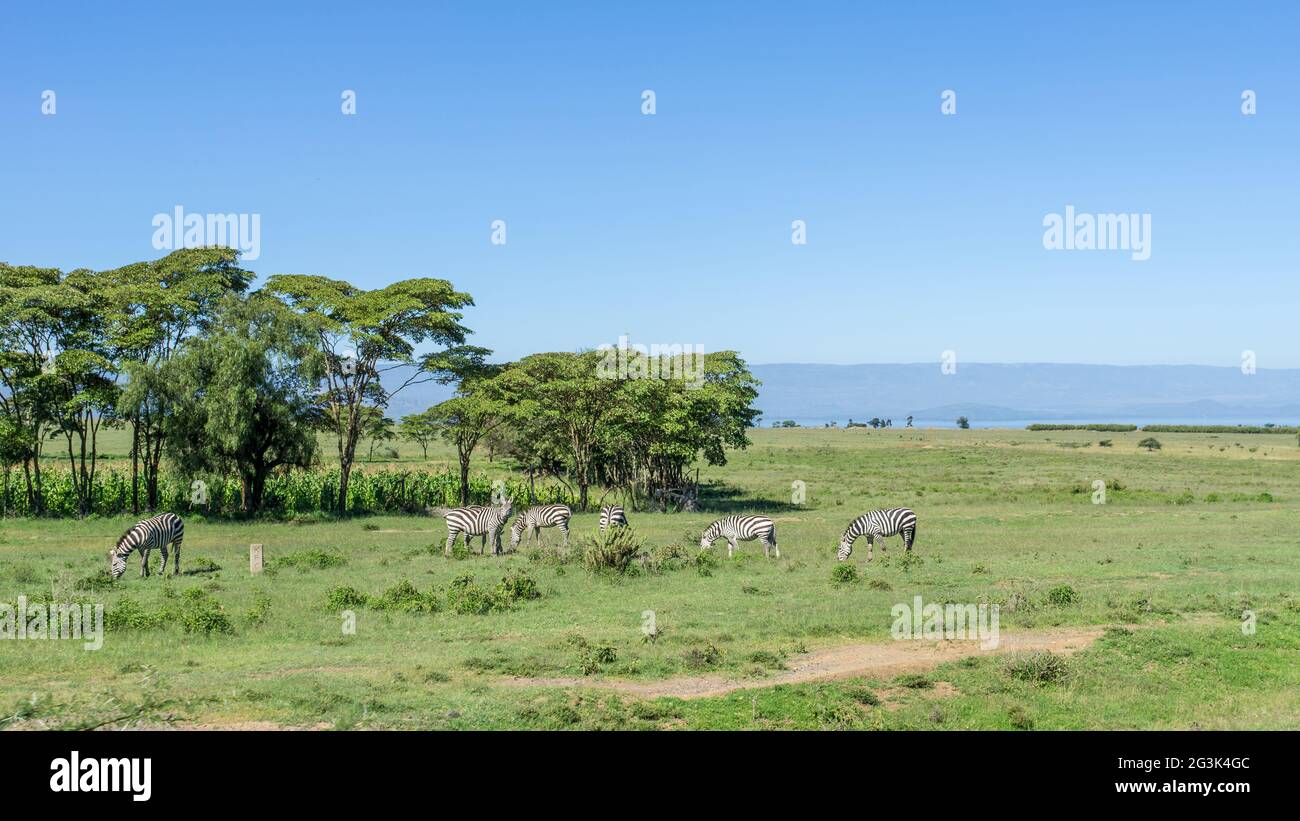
[1045,584,1079,606]
[1026,424,1137,432]
[374,580,440,613]
[1005,651,1069,685]
[326,585,368,609]
[178,589,233,635]
[580,526,643,574]
[271,549,345,572]
[831,563,859,584]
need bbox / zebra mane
[112,523,140,552]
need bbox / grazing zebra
[510,504,572,548]
[599,504,628,532]
[108,513,185,580]
[837,508,917,561]
[699,514,779,558]
[442,499,514,556]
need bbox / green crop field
[2,426,1298,730]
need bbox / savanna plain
[2,426,1297,730]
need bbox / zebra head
[836,539,853,562]
[108,546,127,580]
[509,516,526,547]
[698,525,715,549]
[500,497,513,519]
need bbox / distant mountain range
[749,363,1300,424]
[380,362,1300,426]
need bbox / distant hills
[748,363,1300,424]
[379,361,1300,426]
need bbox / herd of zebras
[104,504,917,580]
[437,499,917,563]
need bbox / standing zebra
[699,514,779,558]
[599,504,628,532]
[442,499,514,556]
[510,504,572,548]
[837,508,917,561]
[108,513,185,580]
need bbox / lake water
[766,418,1300,430]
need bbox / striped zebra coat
[599,504,628,532]
[699,514,779,558]
[510,504,572,548]
[837,508,917,561]
[109,513,185,579]
[442,500,514,556]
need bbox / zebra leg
[445,528,457,557]
[139,548,151,578]
[171,537,182,576]
[866,535,874,562]
[727,538,736,558]
[560,521,569,547]
[903,526,915,551]
[158,543,170,576]
[770,534,780,559]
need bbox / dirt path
[502,627,1105,700]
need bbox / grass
[1,426,1298,729]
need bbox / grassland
[2,426,1298,730]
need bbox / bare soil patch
[502,627,1104,700]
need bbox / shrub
[272,550,345,572]
[10,563,43,585]
[894,673,933,689]
[1137,437,1162,451]
[186,556,222,574]
[243,592,273,626]
[178,589,233,636]
[104,597,167,631]
[74,571,116,592]
[684,643,722,669]
[831,564,859,584]
[445,574,499,614]
[1045,584,1079,606]
[374,580,440,613]
[326,585,369,609]
[580,526,643,574]
[495,571,541,603]
[1005,651,1069,685]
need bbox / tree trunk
[338,459,352,516]
[240,474,253,515]
[458,452,471,506]
[131,423,140,516]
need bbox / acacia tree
[0,263,64,513]
[497,351,626,510]
[47,268,120,516]
[398,409,441,459]
[597,350,759,506]
[263,274,481,514]
[164,295,324,515]
[107,249,252,512]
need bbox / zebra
[699,514,779,558]
[599,504,628,532]
[442,499,514,556]
[510,504,572,548]
[108,513,185,580]
[837,508,917,561]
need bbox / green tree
[397,409,441,460]
[106,249,252,512]
[1138,437,1162,452]
[165,295,324,515]
[424,371,510,506]
[496,351,625,510]
[46,268,121,516]
[0,264,73,513]
[263,275,479,514]
[956,416,971,429]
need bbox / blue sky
[2,2,1297,367]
